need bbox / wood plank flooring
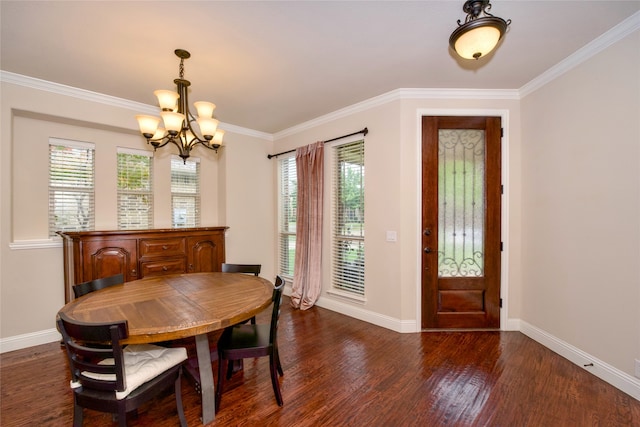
[2,296,639,426]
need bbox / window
[332,140,365,296]
[278,155,297,279]
[117,148,153,230]
[171,156,200,228]
[48,138,95,237]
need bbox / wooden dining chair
[57,312,188,427]
[221,263,261,276]
[215,276,285,411]
[72,273,124,298]
[183,264,263,394]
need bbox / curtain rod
[267,127,368,159]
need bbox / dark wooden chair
[72,273,124,298]
[57,312,188,427]
[183,263,264,393]
[221,263,261,276]
[215,276,285,411]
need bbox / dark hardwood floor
[2,296,639,426]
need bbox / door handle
[424,247,432,253]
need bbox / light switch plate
[386,231,397,242]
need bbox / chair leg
[175,370,187,427]
[226,358,235,380]
[117,402,127,427]
[269,353,284,406]
[216,357,225,411]
[72,400,83,427]
[275,347,283,376]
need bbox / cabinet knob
[162,245,168,250]
[162,266,168,271]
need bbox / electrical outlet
[635,359,640,378]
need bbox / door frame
[415,108,511,332]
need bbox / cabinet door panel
[188,236,223,273]
[83,240,138,282]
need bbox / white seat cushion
[74,344,187,399]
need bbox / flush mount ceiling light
[136,49,225,163]
[449,0,511,60]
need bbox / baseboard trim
[0,328,60,353]
[519,320,640,401]
[315,295,418,333]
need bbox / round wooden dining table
[58,272,274,425]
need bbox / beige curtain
[290,141,324,310]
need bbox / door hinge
[500,242,504,251]
[500,298,503,308]
[501,127,504,137]
[501,184,504,194]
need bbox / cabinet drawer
[140,258,186,277]
[139,238,186,258]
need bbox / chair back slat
[73,273,124,298]
[221,263,261,276]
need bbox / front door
[421,116,501,329]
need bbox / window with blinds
[278,155,297,279]
[48,138,95,237]
[332,140,365,296]
[171,156,200,228]
[117,148,153,230]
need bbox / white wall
[520,31,640,378]
[0,78,272,346]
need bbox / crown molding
[0,70,271,140]
[274,87,519,139]
[519,10,640,98]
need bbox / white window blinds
[278,155,297,278]
[332,140,365,295]
[117,148,153,230]
[48,138,95,237]
[171,156,200,228]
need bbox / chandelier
[449,0,511,60]
[136,49,224,163]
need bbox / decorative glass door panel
[438,129,485,278]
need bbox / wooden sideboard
[58,227,228,302]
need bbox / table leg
[195,334,215,424]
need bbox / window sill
[326,288,366,304]
[9,239,62,250]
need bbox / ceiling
[1,1,639,134]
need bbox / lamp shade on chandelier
[136,49,224,163]
[449,0,511,60]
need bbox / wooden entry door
[421,116,501,329]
